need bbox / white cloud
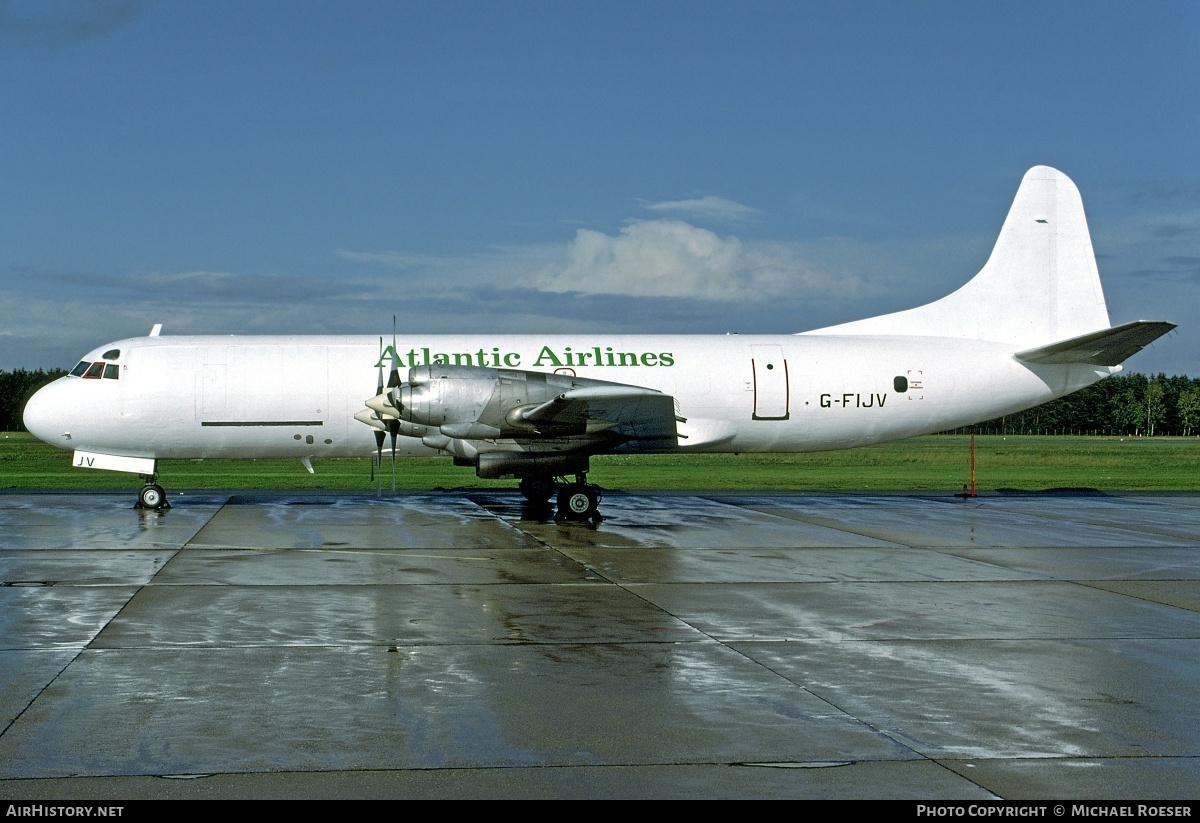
[642,195,759,221]
[335,250,452,269]
[534,219,864,301]
[125,270,235,288]
[337,219,907,304]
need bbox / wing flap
[1015,321,1176,366]
[517,386,662,425]
[513,385,679,443]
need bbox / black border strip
[200,421,324,427]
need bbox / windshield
[69,349,121,380]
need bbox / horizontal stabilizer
[1015,321,1176,366]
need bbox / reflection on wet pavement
[1,490,1197,798]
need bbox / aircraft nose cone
[22,380,71,448]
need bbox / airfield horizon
[2,433,1196,493]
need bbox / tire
[139,484,166,509]
[557,484,597,519]
[519,476,555,503]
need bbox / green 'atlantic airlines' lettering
[374,344,676,369]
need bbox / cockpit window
[70,350,122,379]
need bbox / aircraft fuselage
[24,332,1110,464]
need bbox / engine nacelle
[392,365,493,427]
[359,363,663,450]
[476,451,590,480]
[390,364,576,437]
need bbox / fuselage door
[750,344,789,420]
[200,349,229,418]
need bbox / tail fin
[805,166,1111,347]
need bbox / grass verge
[2,432,1197,492]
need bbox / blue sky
[1,0,1196,374]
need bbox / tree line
[2,368,1198,436]
[942,373,1200,436]
[1,369,67,432]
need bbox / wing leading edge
[513,384,680,445]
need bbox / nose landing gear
[137,476,170,510]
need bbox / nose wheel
[137,479,170,510]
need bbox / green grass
[2,432,1197,492]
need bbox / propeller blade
[373,337,385,492]
[376,336,385,396]
[387,315,401,389]
[388,418,399,493]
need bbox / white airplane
[22,166,1174,519]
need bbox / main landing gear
[519,473,602,523]
[518,476,556,504]
[136,476,170,510]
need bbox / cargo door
[750,344,789,420]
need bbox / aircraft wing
[512,385,680,445]
[1015,321,1176,366]
[366,363,681,457]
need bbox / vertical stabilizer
[805,166,1111,347]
